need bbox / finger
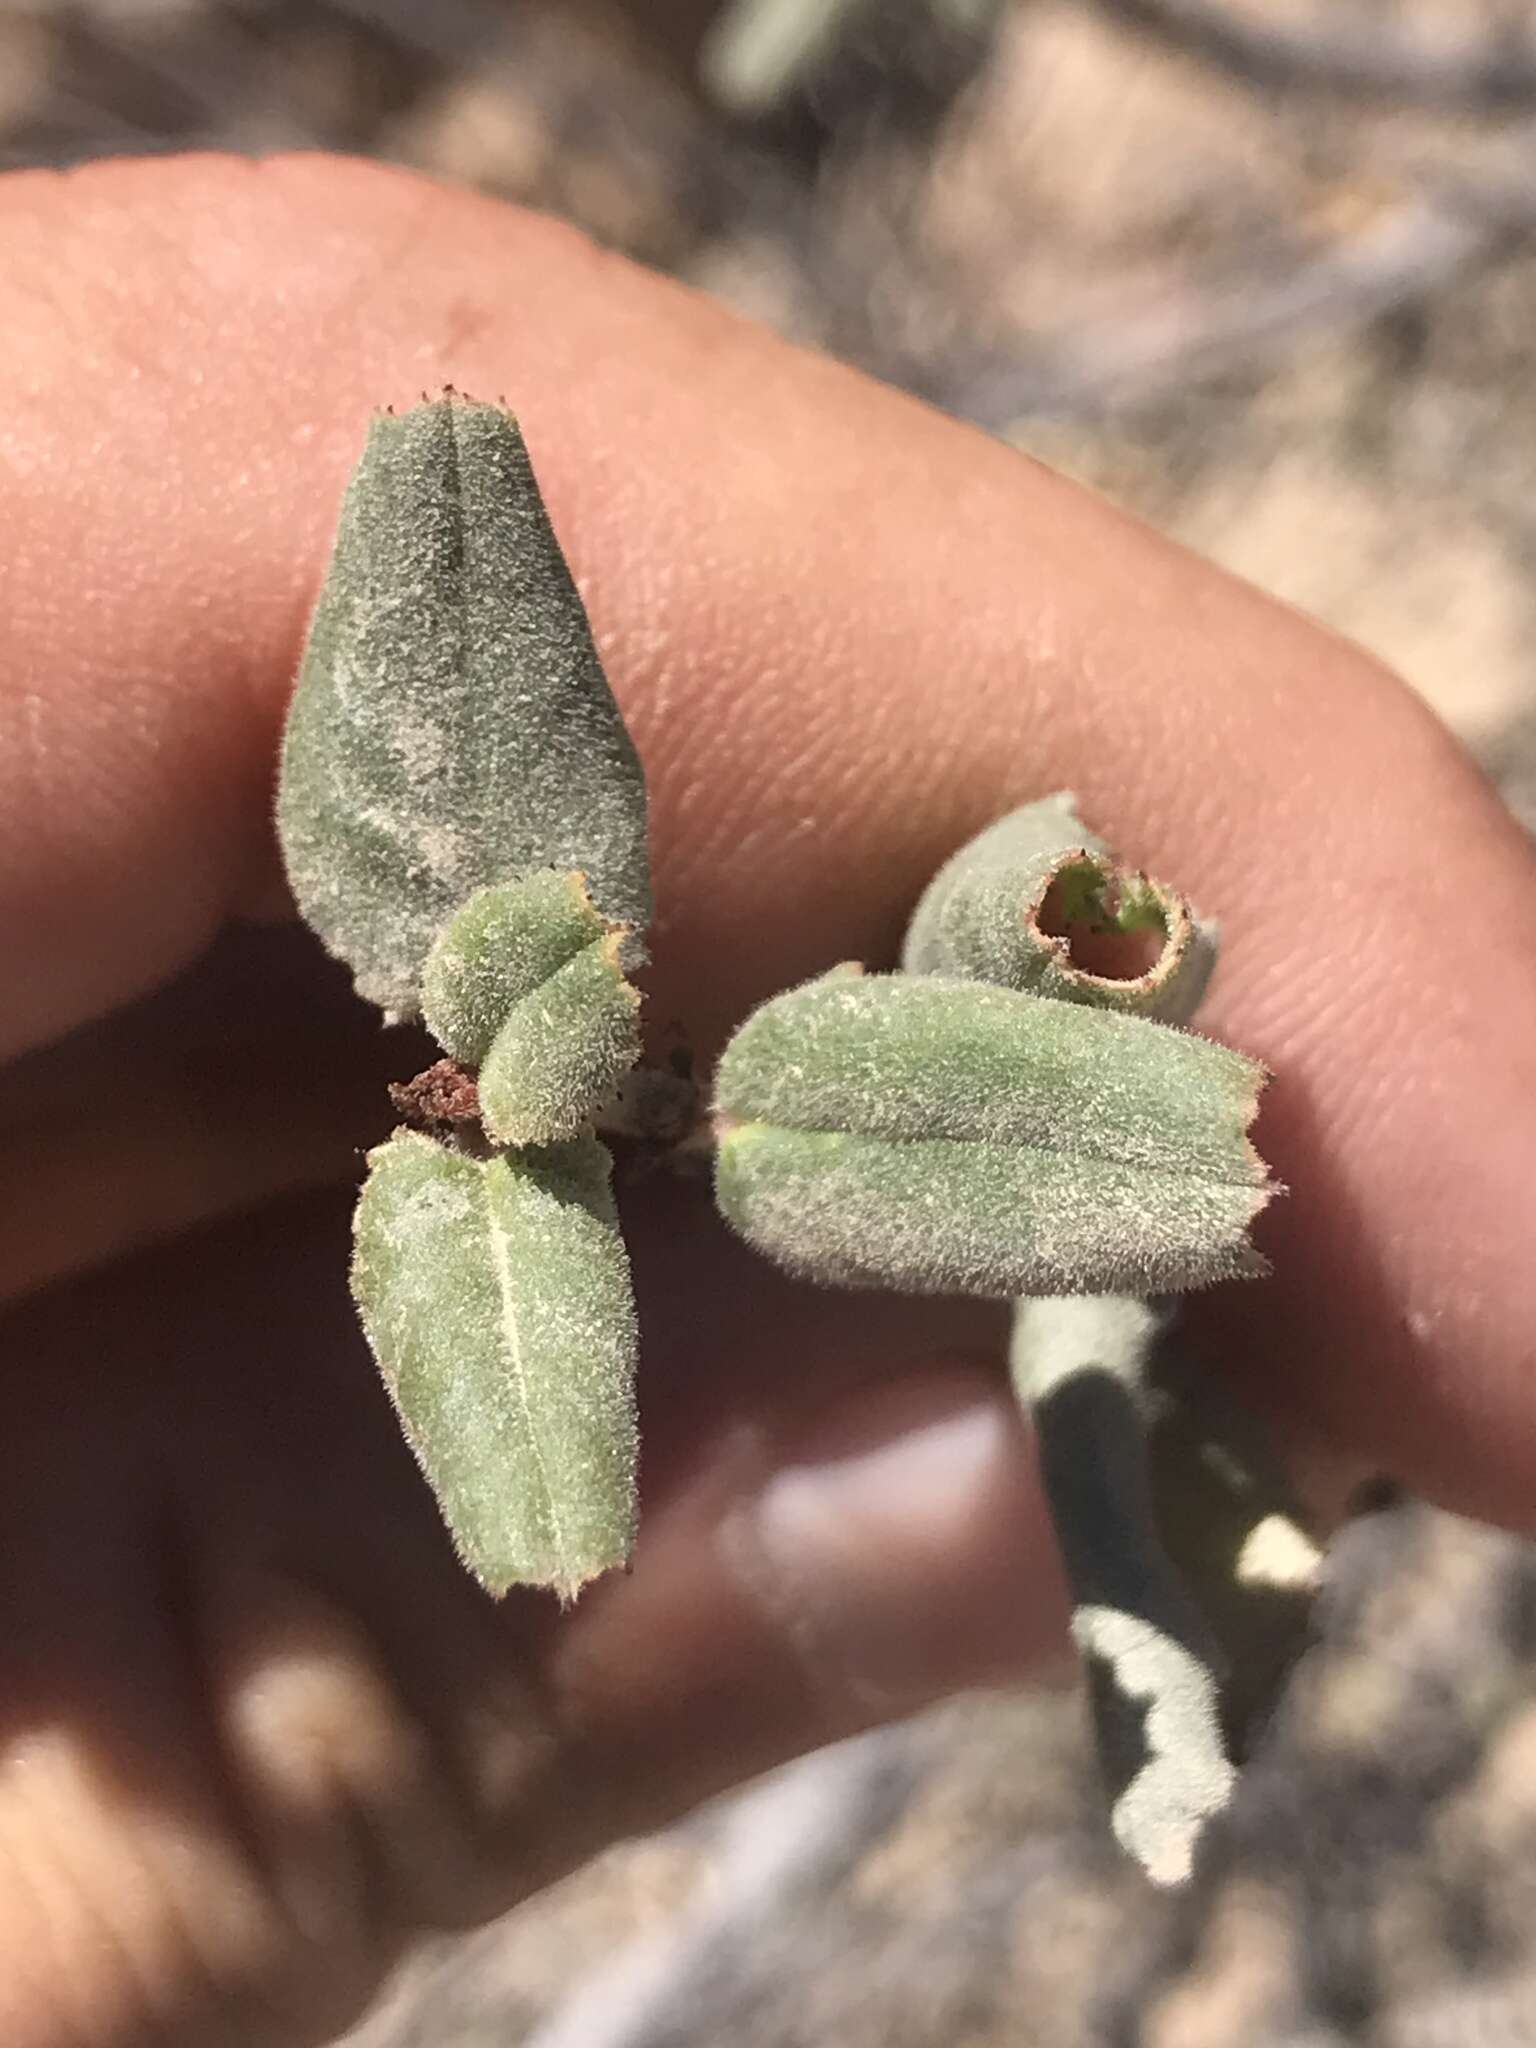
[0,926,414,1303]
[1,155,1533,1521]
[0,1190,1062,2048]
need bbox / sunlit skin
[0,152,1533,2047]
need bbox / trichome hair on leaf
[902,791,1217,1022]
[351,1129,639,1602]
[478,934,643,1148]
[422,872,643,1146]
[422,871,615,1066]
[276,392,651,1020]
[713,971,1274,1297]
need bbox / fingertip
[540,1365,1068,1844]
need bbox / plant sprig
[275,391,1300,1883]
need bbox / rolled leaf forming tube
[902,790,1218,1021]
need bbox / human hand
[1,152,1532,2048]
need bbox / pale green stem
[1011,1294,1235,1886]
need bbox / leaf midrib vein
[484,1172,570,1579]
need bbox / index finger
[2,150,1534,1523]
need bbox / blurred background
[9,3,1536,2042]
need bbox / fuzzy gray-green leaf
[479,937,643,1146]
[902,792,1216,1023]
[716,1125,1267,1296]
[351,1129,638,1601]
[714,973,1273,1296]
[717,973,1267,1179]
[422,872,613,1067]
[278,395,651,1018]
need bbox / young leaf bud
[902,792,1216,1023]
[277,394,651,1019]
[351,1129,639,1602]
[714,973,1274,1297]
[478,936,643,1147]
[422,871,614,1068]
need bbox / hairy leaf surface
[278,395,651,1017]
[902,792,1216,1021]
[422,871,611,1067]
[714,973,1273,1296]
[351,1130,638,1600]
[479,937,643,1146]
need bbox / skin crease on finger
[0,152,1533,1519]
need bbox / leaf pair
[278,395,649,1602]
[278,393,650,1021]
[714,960,1271,1299]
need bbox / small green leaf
[421,873,643,1144]
[479,937,643,1147]
[717,971,1266,1176]
[422,872,614,1068]
[902,792,1216,1023]
[717,1125,1268,1297]
[351,1129,638,1601]
[278,394,651,1019]
[714,973,1273,1296]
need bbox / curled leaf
[351,1129,638,1601]
[422,873,643,1145]
[479,936,643,1147]
[902,792,1216,1022]
[277,394,651,1019]
[714,973,1273,1296]
[422,872,612,1067]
